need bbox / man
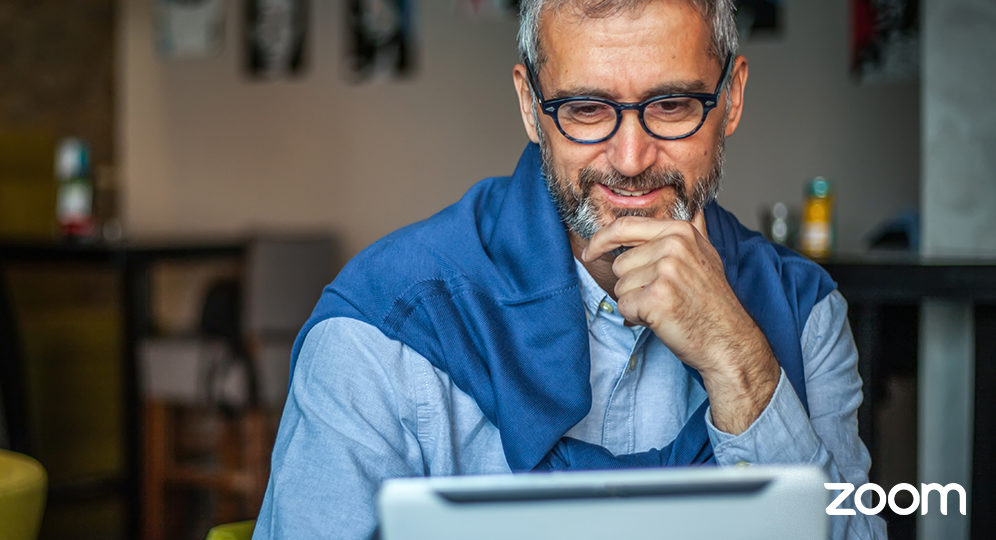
[254,1,886,538]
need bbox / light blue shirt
[254,260,887,539]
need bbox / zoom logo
[825,483,967,516]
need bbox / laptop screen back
[378,465,829,540]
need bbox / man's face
[514,0,747,240]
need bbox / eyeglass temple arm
[715,53,735,98]
[522,59,546,103]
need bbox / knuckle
[616,294,628,312]
[616,294,635,317]
[611,254,628,276]
[667,237,690,258]
[675,229,697,249]
[649,279,671,303]
[654,257,676,277]
[613,277,628,298]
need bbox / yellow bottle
[800,177,833,259]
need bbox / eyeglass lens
[557,97,705,142]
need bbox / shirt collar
[574,258,611,315]
[573,258,646,339]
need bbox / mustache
[576,166,687,199]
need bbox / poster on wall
[245,0,309,80]
[346,0,415,82]
[733,0,781,40]
[156,0,226,58]
[851,0,919,83]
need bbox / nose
[605,110,658,177]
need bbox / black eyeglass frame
[524,53,735,144]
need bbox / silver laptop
[378,465,829,540]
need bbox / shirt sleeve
[252,317,426,540]
[704,289,887,539]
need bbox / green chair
[205,519,256,540]
[0,449,47,540]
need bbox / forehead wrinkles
[549,0,653,21]
[538,1,711,92]
[535,0,654,66]
[534,0,714,68]
[537,3,714,77]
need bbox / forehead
[537,0,715,94]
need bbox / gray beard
[539,135,725,240]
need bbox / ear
[513,64,541,144]
[723,55,749,137]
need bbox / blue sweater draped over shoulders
[291,143,836,472]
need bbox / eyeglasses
[524,54,734,144]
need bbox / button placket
[601,331,646,454]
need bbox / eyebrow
[639,80,711,99]
[549,79,712,102]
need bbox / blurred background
[0,0,993,539]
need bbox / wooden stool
[142,401,269,540]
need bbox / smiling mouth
[607,186,656,197]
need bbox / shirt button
[628,355,637,372]
[735,460,751,467]
[598,300,614,314]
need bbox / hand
[582,215,780,434]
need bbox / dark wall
[0,0,115,168]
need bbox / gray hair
[517,0,739,69]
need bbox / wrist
[699,333,780,434]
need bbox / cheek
[658,140,712,177]
[661,131,720,173]
[549,142,601,178]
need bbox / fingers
[615,231,699,279]
[613,262,656,300]
[582,216,697,263]
[613,256,687,327]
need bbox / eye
[559,101,614,124]
[645,98,698,120]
